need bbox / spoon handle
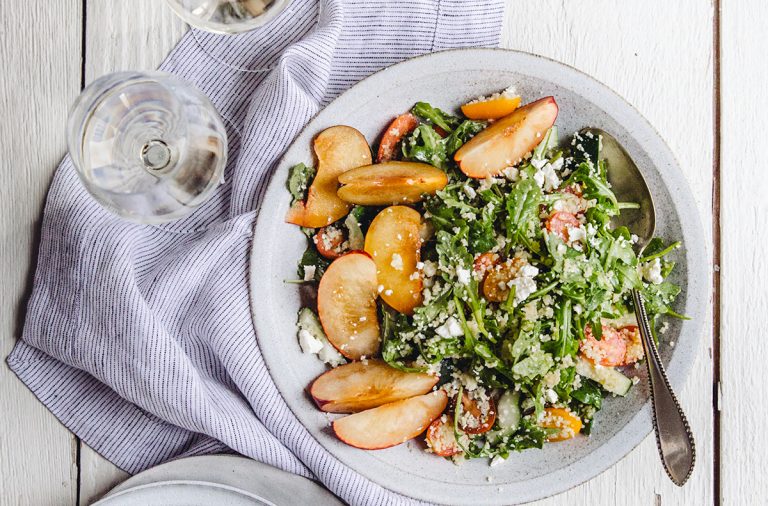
[631,289,695,486]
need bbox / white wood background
[1,0,752,504]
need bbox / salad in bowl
[284,89,683,463]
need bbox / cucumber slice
[496,390,521,430]
[297,308,346,367]
[576,356,632,396]
[344,211,365,250]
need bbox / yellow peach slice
[286,126,372,228]
[454,96,558,179]
[364,206,423,314]
[337,161,448,205]
[461,94,522,120]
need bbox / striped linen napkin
[8,1,504,503]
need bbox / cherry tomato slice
[458,392,496,435]
[580,324,627,367]
[376,113,419,163]
[314,227,346,259]
[545,211,581,242]
[426,416,460,457]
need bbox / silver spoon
[580,127,695,486]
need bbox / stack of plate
[93,455,342,506]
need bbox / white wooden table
[0,0,758,504]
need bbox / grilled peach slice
[454,97,558,178]
[285,126,372,228]
[364,206,423,314]
[310,359,438,413]
[337,162,448,206]
[332,390,448,450]
[317,252,380,359]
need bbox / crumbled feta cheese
[522,302,538,322]
[456,267,471,285]
[422,260,438,277]
[504,264,539,305]
[303,265,316,281]
[502,166,519,181]
[490,455,506,467]
[641,258,664,284]
[660,321,670,334]
[543,370,561,388]
[390,253,404,271]
[544,388,558,404]
[435,317,464,339]
[508,275,536,305]
[567,225,586,243]
[377,284,385,293]
[478,176,502,192]
[465,85,518,105]
[384,289,393,296]
[463,184,477,199]
[538,163,561,191]
[298,329,323,354]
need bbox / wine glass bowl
[165,0,291,34]
[67,71,227,224]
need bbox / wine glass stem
[141,139,172,171]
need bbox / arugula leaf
[402,118,485,171]
[381,306,425,372]
[287,163,315,204]
[567,162,618,210]
[572,379,603,409]
[512,350,554,379]
[641,238,682,262]
[411,102,462,132]
[504,178,543,247]
[532,126,559,160]
[402,124,448,169]
[642,281,685,318]
[444,119,486,154]
[296,241,329,281]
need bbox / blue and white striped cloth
[8,1,504,503]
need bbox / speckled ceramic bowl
[249,49,708,505]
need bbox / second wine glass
[67,71,228,224]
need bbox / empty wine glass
[165,0,291,34]
[67,71,227,224]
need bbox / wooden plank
[0,1,83,504]
[83,0,187,83]
[501,1,715,504]
[720,0,765,504]
[77,2,186,504]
